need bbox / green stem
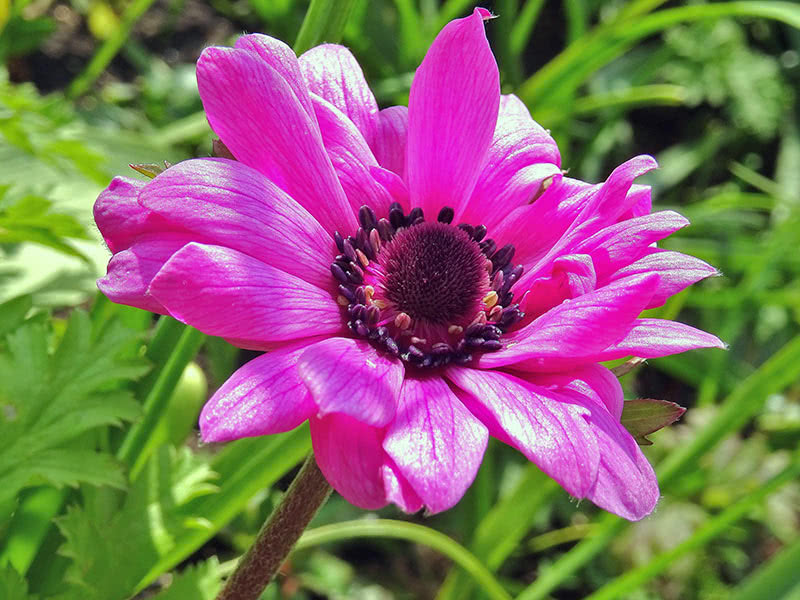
[117,324,205,477]
[296,519,512,600]
[293,0,359,55]
[216,455,332,600]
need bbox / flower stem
[215,454,332,600]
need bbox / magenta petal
[197,46,356,235]
[97,233,192,314]
[383,376,488,514]
[498,93,532,120]
[298,337,404,426]
[310,414,389,510]
[148,243,343,344]
[381,460,424,513]
[574,210,690,281]
[407,8,500,219]
[570,395,659,520]
[299,44,379,145]
[447,368,600,498]
[312,95,394,216]
[460,102,561,229]
[594,318,726,361]
[139,158,334,290]
[522,254,597,318]
[93,176,159,253]
[481,273,660,370]
[609,249,719,308]
[199,340,321,442]
[371,106,408,177]
[528,364,625,421]
[234,33,315,121]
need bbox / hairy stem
[216,454,332,600]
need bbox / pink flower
[94,8,723,520]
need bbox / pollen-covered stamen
[331,203,527,368]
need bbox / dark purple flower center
[331,203,526,368]
[381,222,486,325]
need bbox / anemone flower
[94,8,723,521]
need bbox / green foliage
[55,447,217,600]
[0,306,146,513]
[1,1,799,599]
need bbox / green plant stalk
[296,519,512,600]
[731,536,800,600]
[587,453,800,600]
[216,454,332,600]
[436,466,559,600]
[67,0,158,98]
[516,333,800,600]
[117,325,205,477]
[0,486,65,574]
[293,0,359,55]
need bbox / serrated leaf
[55,446,218,600]
[0,310,147,510]
[0,565,36,600]
[25,450,127,490]
[621,398,687,446]
[148,558,222,600]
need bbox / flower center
[331,204,526,368]
[381,221,487,325]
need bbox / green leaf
[0,295,31,337]
[620,398,686,446]
[293,0,359,54]
[55,446,218,600]
[0,565,36,600]
[147,558,222,600]
[0,310,147,511]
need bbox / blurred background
[1,1,799,599]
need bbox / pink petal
[517,156,659,290]
[574,211,690,282]
[93,176,161,253]
[447,367,600,498]
[234,33,315,121]
[148,243,344,344]
[460,101,561,229]
[609,249,719,308]
[200,339,321,442]
[493,176,594,269]
[139,158,335,290]
[527,364,625,420]
[197,46,356,235]
[97,233,193,314]
[522,254,597,318]
[593,318,726,361]
[299,44,379,146]
[310,413,389,510]
[407,8,500,219]
[566,394,659,520]
[381,459,424,513]
[312,95,394,216]
[371,106,408,178]
[383,376,488,514]
[480,273,660,370]
[498,93,532,120]
[298,337,404,426]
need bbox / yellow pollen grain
[395,312,411,330]
[483,291,499,308]
[337,295,349,306]
[489,305,503,320]
[364,285,375,302]
[372,299,387,310]
[410,336,427,345]
[448,325,463,335]
[356,249,369,268]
